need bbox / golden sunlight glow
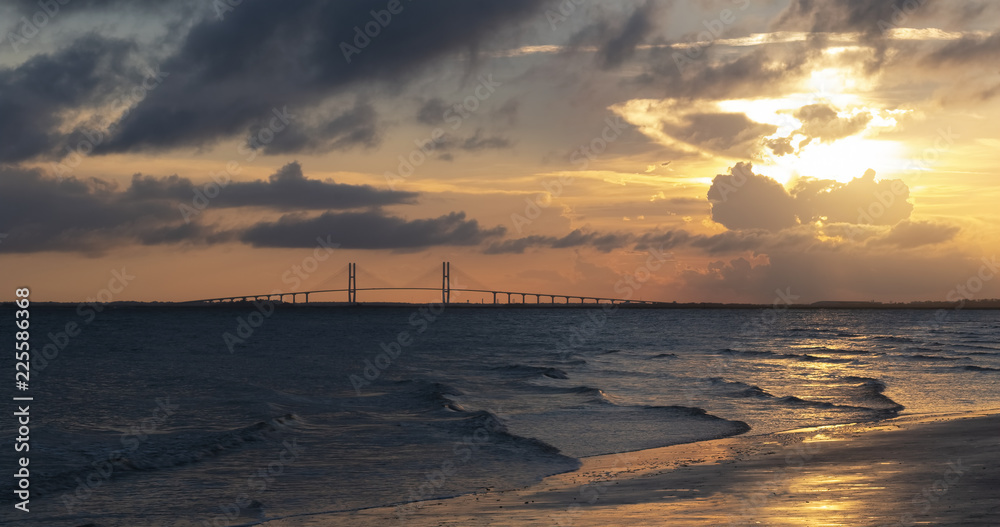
[618,62,914,189]
[757,136,907,185]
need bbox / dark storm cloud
[0,165,218,253]
[126,162,416,210]
[0,35,140,163]
[6,0,184,11]
[256,101,382,155]
[90,0,549,155]
[241,211,505,250]
[635,0,996,100]
[0,164,475,254]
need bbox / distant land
[7,299,1000,309]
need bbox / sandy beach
[274,410,1000,526]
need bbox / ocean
[2,305,998,526]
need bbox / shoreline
[9,301,1000,310]
[263,409,1000,526]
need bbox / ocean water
[1,305,998,526]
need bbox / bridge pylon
[348,262,357,303]
[442,261,451,304]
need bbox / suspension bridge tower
[442,261,451,304]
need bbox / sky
[1,0,999,304]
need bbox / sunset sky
[1,0,998,303]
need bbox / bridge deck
[181,262,668,305]
[184,287,659,305]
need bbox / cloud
[706,164,914,231]
[458,129,512,151]
[875,219,960,248]
[766,137,795,156]
[596,2,658,69]
[0,1,548,162]
[486,224,823,256]
[640,45,816,101]
[793,104,872,144]
[634,226,824,255]
[420,128,513,159]
[0,165,218,254]
[795,169,913,225]
[774,0,912,36]
[484,229,631,254]
[126,162,417,210]
[257,100,382,154]
[922,29,1000,66]
[707,163,800,231]
[0,35,140,163]
[562,1,660,70]
[770,0,998,74]
[87,0,548,156]
[416,98,450,125]
[666,112,777,157]
[0,164,481,254]
[668,245,993,304]
[771,0,910,70]
[241,211,505,250]
[673,256,773,303]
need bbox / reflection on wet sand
[314,411,998,526]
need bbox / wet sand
[270,410,1000,526]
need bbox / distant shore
[8,300,1000,309]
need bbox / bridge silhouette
[186,262,665,306]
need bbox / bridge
[185,262,665,306]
